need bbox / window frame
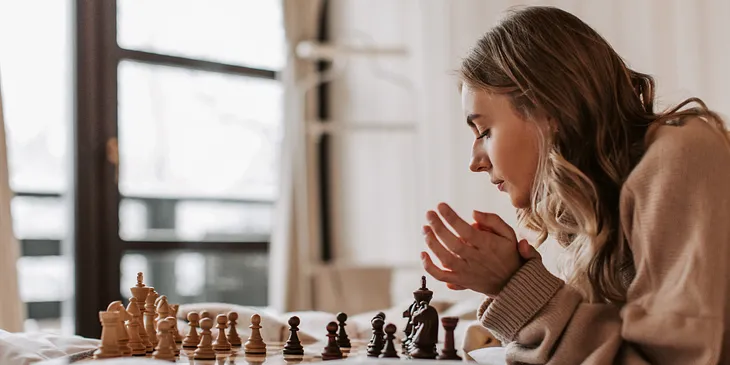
[74,0,276,337]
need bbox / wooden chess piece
[282,316,304,356]
[366,317,385,357]
[404,276,434,356]
[194,317,217,360]
[335,312,351,349]
[125,297,147,356]
[375,312,386,321]
[165,317,180,355]
[201,310,211,319]
[244,314,267,355]
[152,318,176,361]
[144,288,159,347]
[130,283,153,353]
[409,300,439,359]
[94,310,121,359]
[182,311,201,348]
[227,311,242,347]
[380,323,399,358]
[107,301,131,357]
[321,321,343,360]
[438,317,462,360]
[169,304,184,343]
[213,314,232,352]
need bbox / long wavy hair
[459,6,729,303]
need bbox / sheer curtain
[0,74,23,332]
[269,0,324,313]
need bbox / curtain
[269,0,325,313]
[0,73,23,332]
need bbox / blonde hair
[459,6,729,303]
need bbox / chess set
[76,273,465,363]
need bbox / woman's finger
[517,239,541,260]
[437,202,477,242]
[472,211,516,242]
[446,283,467,290]
[420,252,460,284]
[423,225,462,269]
[426,210,472,257]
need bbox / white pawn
[244,314,266,355]
[153,319,176,361]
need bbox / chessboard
[75,272,466,364]
[75,339,374,364]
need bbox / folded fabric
[468,347,507,365]
[0,329,99,365]
[461,321,501,361]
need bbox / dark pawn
[366,317,386,357]
[321,322,344,360]
[283,316,304,356]
[375,312,386,321]
[438,317,462,360]
[380,323,399,358]
[336,312,351,349]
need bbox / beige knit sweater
[477,117,730,364]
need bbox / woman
[421,6,730,364]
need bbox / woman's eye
[477,129,490,139]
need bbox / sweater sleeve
[477,120,730,364]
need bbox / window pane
[120,198,273,242]
[117,0,285,70]
[0,1,71,193]
[118,61,283,201]
[120,250,268,306]
[17,256,72,302]
[12,196,67,239]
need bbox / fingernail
[420,252,427,260]
[421,225,429,235]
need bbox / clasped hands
[421,202,540,297]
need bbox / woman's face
[460,84,542,208]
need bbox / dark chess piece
[403,275,434,355]
[336,312,351,349]
[409,300,439,359]
[283,316,304,356]
[438,317,462,360]
[375,312,386,321]
[321,321,344,360]
[366,317,386,357]
[380,323,400,358]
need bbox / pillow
[0,330,99,365]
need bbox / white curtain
[0,73,23,332]
[269,0,325,313]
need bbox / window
[0,0,74,333]
[2,0,285,336]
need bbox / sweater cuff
[478,259,563,342]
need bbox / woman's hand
[420,202,523,297]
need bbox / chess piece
[213,314,232,352]
[125,297,147,356]
[375,312,386,321]
[169,304,184,343]
[409,300,439,359]
[107,301,131,357]
[130,281,153,353]
[403,276,434,355]
[165,317,180,355]
[366,317,385,357]
[144,288,159,347]
[244,314,267,355]
[438,317,462,360]
[321,321,343,360]
[282,316,304,356]
[201,310,211,319]
[227,311,242,347]
[94,310,121,359]
[380,323,399,358]
[152,318,176,361]
[194,318,217,360]
[183,311,201,348]
[335,312,351,349]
